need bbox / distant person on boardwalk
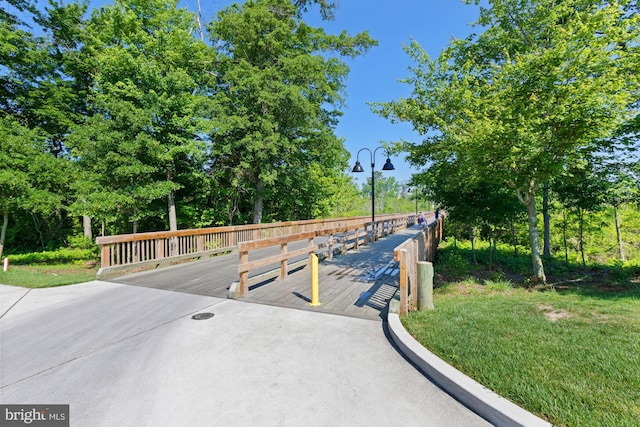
[435,208,440,220]
[418,211,427,229]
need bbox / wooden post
[399,249,408,317]
[364,224,369,246]
[342,231,348,254]
[410,240,418,308]
[156,239,165,259]
[417,261,435,310]
[327,234,334,260]
[354,228,359,250]
[101,244,111,268]
[239,250,249,297]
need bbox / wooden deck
[111,225,421,321]
[240,226,420,320]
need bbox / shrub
[438,249,472,276]
[8,248,98,265]
[67,235,97,251]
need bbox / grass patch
[405,240,640,426]
[0,263,98,288]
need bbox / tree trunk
[579,208,586,267]
[562,209,569,266]
[253,179,264,224]
[519,189,546,283]
[510,219,518,258]
[488,227,494,265]
[83,215,92,240]
[168,190,177,231]
[543,182,551,257]
[614,205,626,262]
[453,224,458,249]
[470,226,477,264]
[0,211,8,260]
[493,231,498,263]
[31,212,45,250]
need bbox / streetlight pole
[351,147,395,225]
[410,186,428,216]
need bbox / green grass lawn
[0,263,98,288]
[403,242,640,426]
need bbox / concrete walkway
[0,281,490,426]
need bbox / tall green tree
[360,172,400,214]
[207,0,375,224]
[68,0,213,233]
[374,0,639,282]
[554,156,609,266]
[1,0,83,251]
[0,119,37,259]
[0,117,72,256]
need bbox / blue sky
[190,0,483,185]
[303,1,482,185]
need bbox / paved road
[0,281,490,427]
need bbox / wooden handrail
[235,214,417,297]
[393,214,445,317]
[95,213,417,279]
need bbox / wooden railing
[95,213,416,279]
[235,213,416,297]
[393,215,445,317]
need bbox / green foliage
[436,242,475,276]
[207,0,376,224]
[7,248,97,265]
[1,0,383,252]
[67,0,213,231]
[373,0,640,282]
[66,234,97,251]
[438,230,640,290]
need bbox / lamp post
[409,187,428,216]
[351,147,395,224]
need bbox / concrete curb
[387,313,552,427]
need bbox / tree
[373,0,639,282]
[554,156,609,266]
[417,157,523,262]
[0,119,35,259]
[207,0,375,223]
[600,163,638,262]
[0,118,72,257]
[360,172,400,214]
[68,0,213,233]
[1,0,83,251]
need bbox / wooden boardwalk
[111,225,421,320]
[241,226,420,320]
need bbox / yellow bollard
[309,253,321,306]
